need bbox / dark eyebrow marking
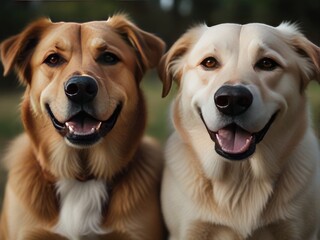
[91,38,109,51]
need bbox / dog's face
[159,23,320,161]
[1,15,164,179]
[30,21,139,147]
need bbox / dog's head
[1,15,165,179]
[159,23,319,161]
[1,15,164,148]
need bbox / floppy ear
[293,38,320,85]
[0,18,52,84]
[158,25,205,97]
[277,23,320,87]
[107,14,165,80]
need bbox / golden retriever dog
[0,14,165,240]
[158,22,320,240]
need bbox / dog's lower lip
[46,104,122,145]
[200,112,278,160]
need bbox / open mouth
[200,113,277,160]
[46,104,122,146]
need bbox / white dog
[158,23,320,240]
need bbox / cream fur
[159,22,320,240]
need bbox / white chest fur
[54,179,110,240]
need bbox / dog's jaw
[199,112,278,160]
[213,123,256,160]
[46,104,122,148]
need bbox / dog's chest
[209,179,273,237]
[53,179,111,239]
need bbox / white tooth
[69,126,75,134]
[91,127,96,134]
[66,123,74,134]
[96,122,102,131]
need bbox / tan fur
[159,23,320,240]
[0,14,165,239]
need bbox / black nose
[64,76,98,104]
[214,85,253,116]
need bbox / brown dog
[0,15,165,240]
[159,23,320,239]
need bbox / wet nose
[64,76,98,104]
[214,85,253,116]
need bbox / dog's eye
[255,58,279,71]
[200,57,219,70]
[44,53,65,67]
[99,52,120,65]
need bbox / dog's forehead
[205,23,243,37]
[35,21,131,55]
[240,23,283,43]
[51,20,112,33]
[40,21,121,46]
[188,23,288,61]
[197,23,279,47]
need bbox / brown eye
[44,53,65,67]
[255,58,279,71]
[98,52,120,65]
[200,57,219,69]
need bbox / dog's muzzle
[200,85,277,161]
[46,75,122,147]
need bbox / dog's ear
[294,39,320,85]
[277,23,320,88]
[292,35,320,87]
[107,14,165,80]
[158,25,205,97]
[0,18,52,84]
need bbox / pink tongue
[66,117,101,135]
[216,125,252,154]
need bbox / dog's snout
[214,85,253,116]
[64,76,98,104]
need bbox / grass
[0,75,319,209]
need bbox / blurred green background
[0,0,319,208]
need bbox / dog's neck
[39,152,130,185]
[41,164,96,183]
[38,152,95,183]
